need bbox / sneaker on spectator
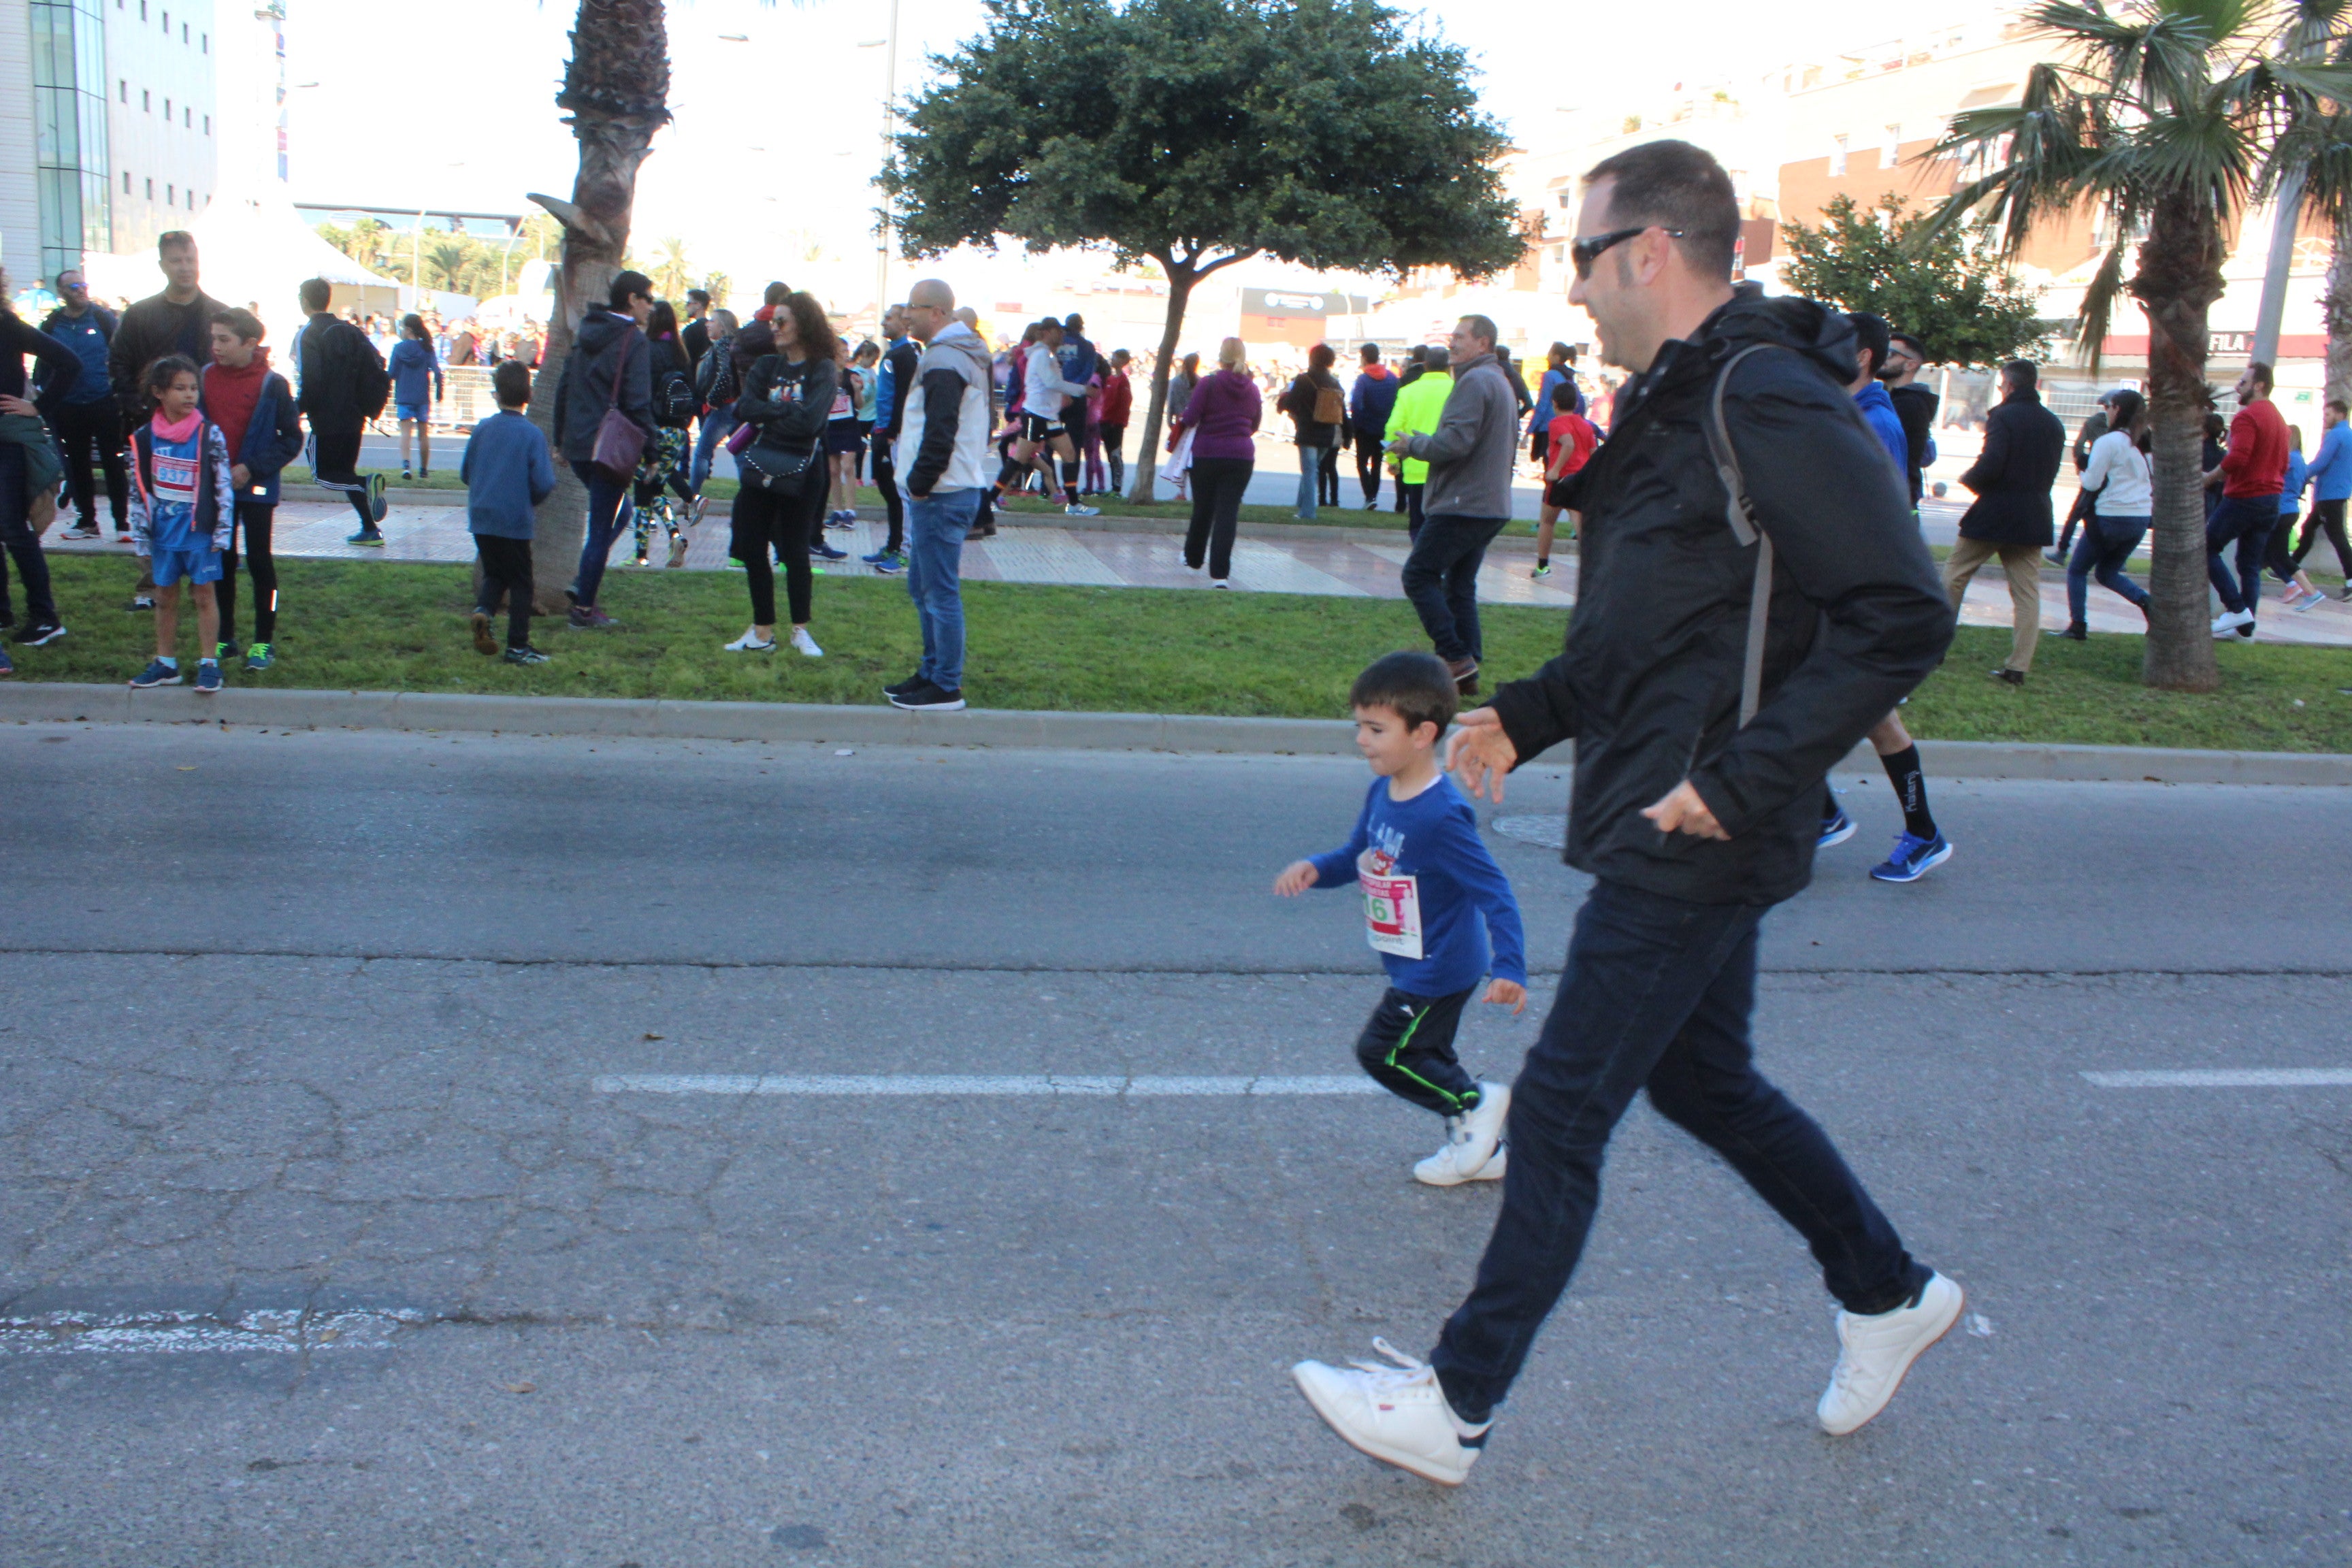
[194,660,223,694]
[889,680,966,712]
[503,645,552,665]
[129,658,180,687]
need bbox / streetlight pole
[875,0,901,327]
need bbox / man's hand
[1443,708,1518,802]
[230,463,251,489]
[1272,860,1319,897]
[1641,780,1728,840]
[1482,978,1526,1015]
[0,394,37,418]
[1385,431,1413,455]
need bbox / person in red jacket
[1531,380,1597,578]
[2204,360,2290,638]
[1098,349,1134,495]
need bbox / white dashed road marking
[2080,1068,2352,1088]
[593,1073,1384,1097]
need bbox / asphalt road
[1,722,2347,1567]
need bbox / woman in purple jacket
[1169,337,1261,585]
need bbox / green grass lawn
[18,555,2352,751]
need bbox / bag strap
[1697,342,1782,728]
[604,321,634,414]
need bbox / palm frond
[2074,236,2134,368]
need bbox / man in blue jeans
[1292,140,1963,1488]
[2204,360,2290,638]
[1389,314,1520,696]
[884,278,994,713]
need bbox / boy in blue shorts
[1277,651,1529,1186]
[127,355,235,693]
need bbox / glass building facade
[29,0,112,281]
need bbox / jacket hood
[1697,284,1859,389]
[1361,363,1392,380]
[924,320,993,383]
[1852,380,1895,418]
[574,310,633,355]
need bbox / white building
[0,0,216,290]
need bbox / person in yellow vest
[1385,345,1452,539]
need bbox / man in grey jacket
[885,278,996,712]
[1389,314,1520,693]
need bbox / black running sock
[1060,460,1081,502]
[346,490,376,530]
[1535,555,1549,570]
[1822,781,1842,826]
[994,458,1024,493]
[1881,745,1936,840]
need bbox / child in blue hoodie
[1276,651,1529,1187]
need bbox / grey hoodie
[1400,349,1519,519]
[896,321,996,496]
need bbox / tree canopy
[1777,194,2048,367]
[881,0,1523,495]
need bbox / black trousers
[0,443,57,629]
[734,480,820,625]
[308,428,377,530]
[1429,879,1927,1422]
[1100,423,1126,494]
[1401,481,1426,538]
[475,534,535,649]
[1355,431,1385,505]
[1183,456,1254,579]
[872,442,905,553]
[1355,987,1482,1115]
[2289,496,2352,576]
[51,401,126,529]
[216,502,280,646]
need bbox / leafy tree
[881,0,1522,500]
[425,238,473,293]
[1777,193,2048,365]
[1926,0,2352,692]
[701,270,732,309]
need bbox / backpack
[351,323,392,420]
[1312,377,1346,425]
[653,363,696,428]
[694,342,738,410]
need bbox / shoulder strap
[1699,342,1782,727]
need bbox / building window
[164,97,172,118]
[118,79,126,101]
[203,115,210,134]
[142,89,150,110]
[122,170,131,194]
[167,184,175,204]
[145,178,153,197]
[1830,135,1849,176]
[1883,122,1902,165]
[139,0,146,16]
[201,33,206,52]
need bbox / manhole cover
[1490,815,1565,850]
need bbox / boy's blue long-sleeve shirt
[2306,422,2352,502]
[1308,774,1527,997]
[460,409,557,538]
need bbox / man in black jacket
[294,278,391,544]
[1290,140,1962,1489]
[681,289,713,375]
[1946,360,2066,685]
[1882,329,1940,506]
[108,232,222,604]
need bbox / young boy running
[1532,382,1598,578]
[461,360,557,664]
[127,356,235,693]
[1276,651,1529,1186]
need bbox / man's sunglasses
[1571,225,1684,280]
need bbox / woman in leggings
[1169,337,1261,586]
[725,291,837,659]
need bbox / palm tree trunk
[523,0,673,616]
[1126,264,1196,505]
[2326,214,2352,409]
[2133,195,2226,693]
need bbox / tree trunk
[2132,193,2227,693]
[1126,264,1196,505]
[2326,213,2352,410]
[524,0,673,615]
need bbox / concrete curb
[4,682,2351,783]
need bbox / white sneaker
[1064,502,1100,517]
[1816,1271,1965,1436]
[791,627,823,657]
[2210,608,2255,637]
[724,630,774,653]
[1291,1339,1489,1486]
[1414,1082,1510,1186]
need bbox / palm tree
[425,238,472,293]
[701,270,732,308]
[645,236,693,301]
[349,216,389,271]
[1925,0,2352,691]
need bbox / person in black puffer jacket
[551,270,655,626]
[722,290,838,658]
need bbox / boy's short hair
[1550,380,1577,410]
[1350,651,1459,736]
[299,277,332,313]
[210,306,265,343]
[491,359,532,408]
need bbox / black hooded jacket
[1486,285,1953,906]
[553,310,653,465]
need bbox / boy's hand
[230,463,250,488]
[1482,979,1526,1015]
[1272,860,1320,897]
[1445,708,1518,802]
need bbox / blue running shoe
[194,660,223,694]
[860,547,896,564]
[129,658,180,687]
[870,551,904,574]
[813,542,848,561]
[1869,832,1953,883]
[1818,806,1857,849]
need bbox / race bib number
[1359,853,1422,961]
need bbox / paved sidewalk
[39,498,2352,646]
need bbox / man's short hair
[157,230,195,256]
[298,278,332,312]
[686,288,710,306]
[2004,359,2039,390]
[1424,344,1452,371]
[1360,342,1380,363]
[1845,311,1891,379]
[1350,651,1459,736]
[2247,359,2275,392]
[1064,313,1084,331]
[1551,380,1578,410]
[491,359,533,408]
[211,306,265,342]
[55,269,82,291]
[1581,138,1741,280]
[1458,314,1498,348]
[608,270,653,310]
[2329,397,2348,417]
[764,281,791,306]
[1889,330,1927,361]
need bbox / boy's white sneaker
[1290,1339,1489,1486]
[1413,1081,1510,1187]
[1816,1271,1965,1435]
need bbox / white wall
[103,0,214,260]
